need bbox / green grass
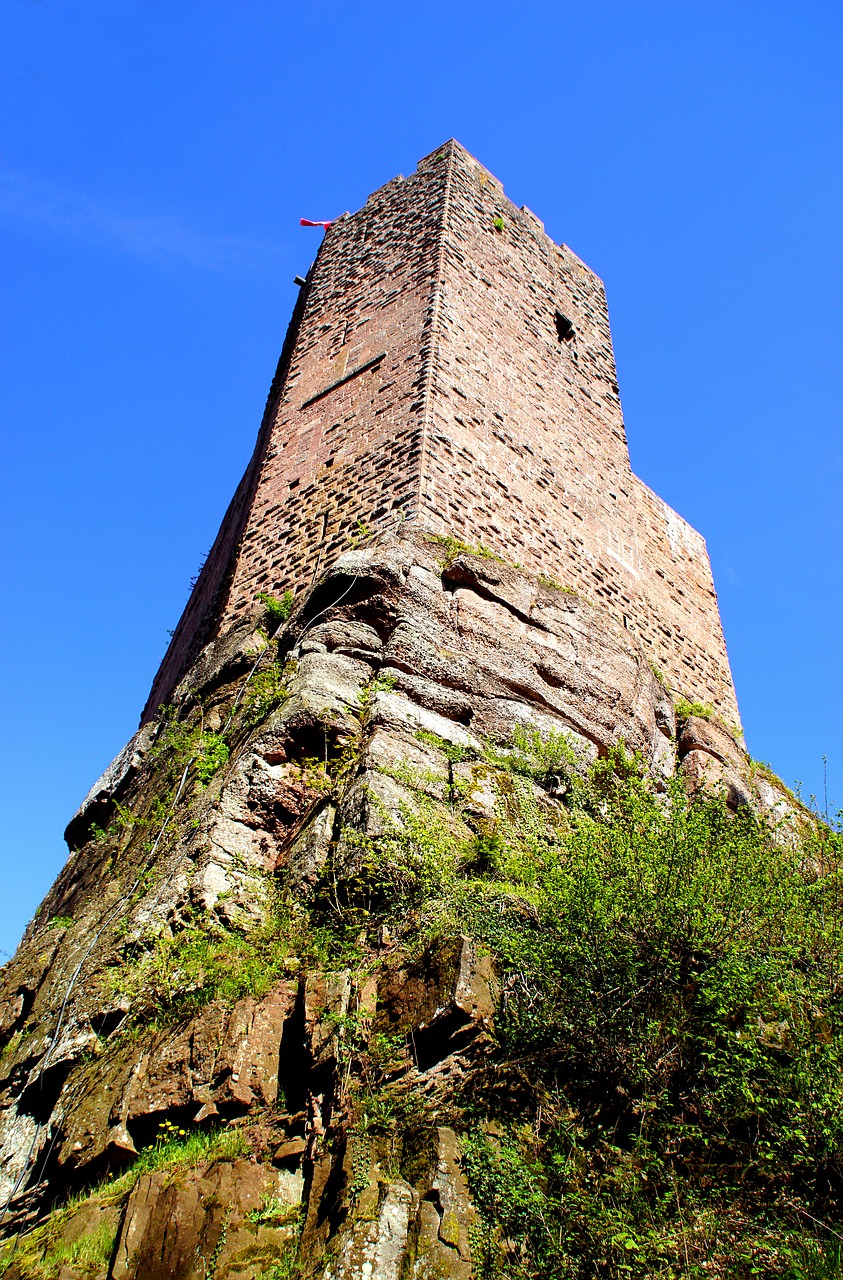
[0,1128,248,1280]
[426,532,505,569]
[109,909,303,1025]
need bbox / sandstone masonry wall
[143,140,739,727]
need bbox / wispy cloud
[0,170,282,268]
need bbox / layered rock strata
[0,531,792,1279]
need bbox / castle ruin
[147,139,739,729]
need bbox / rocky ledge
[0,530,804,1279]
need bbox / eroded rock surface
[0,531,796,1277]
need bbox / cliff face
[0,532,798,1279]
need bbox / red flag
[300,214,348,229]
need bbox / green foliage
[648,658,669,688]
[242,657,296,729]
[492,215,506,232]
[357,671,398,724]
[110,908,303,1024]
[257,589,295,629]
[348,518,373,545]
[537,574,578,595]
[257,1241,303,1280]
[674,694,715,720]
[150,709,228,784]
[453,764,843,1275]
[306,735,843,1274]
[194,732,229,786]
[46,914,73,930]
[487,723,581,790]
[427,532,505,570]
[132,1120,248,1181]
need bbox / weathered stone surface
[408,1127,477,1279]
[63,723,156,852]
[678,714,744,768]
[0,529,762,1271]
[0,1195,122,1280]
[111,1157,299,1280]
[55,984,294,1180]
[324,1178,418,1280]
[679,749,752,811]
[376,936,495,1071]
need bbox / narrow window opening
[554,311,576,344]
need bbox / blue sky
[1,0,840,956]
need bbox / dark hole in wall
[18,1060,73,1128]
[554,311,576,344]
[89,1008,128,1039]
[277,988,310,1118]
[410,1010,477,1072]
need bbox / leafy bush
[309,741,843,1275]
[453,761,843,1275]
[111,910,302,1024]
[674,694,715,720]
[257,589,295,629]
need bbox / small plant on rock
[257,589,295,630]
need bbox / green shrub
[257,590,295,628]
[110,909,302,1024]
[674,694,714,720]
[427,533,505,569]
[307,741,842,1274]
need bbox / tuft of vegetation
[304,735,843,1277]
[492,216,506,232]
[426,533,505,570]
[46,915,74,930]
[537,574,578,596]
[674,694,715,721]
[648,658,669,689]
[257,590,295,630]
[130,1119,248,1182]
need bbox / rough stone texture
[110,1158,299,1280]
[146,139,740,728]
[0,530,783,1278]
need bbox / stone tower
[6,144,814,1280]
[146,139,739,728]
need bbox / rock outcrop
[0,530,799,1278]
